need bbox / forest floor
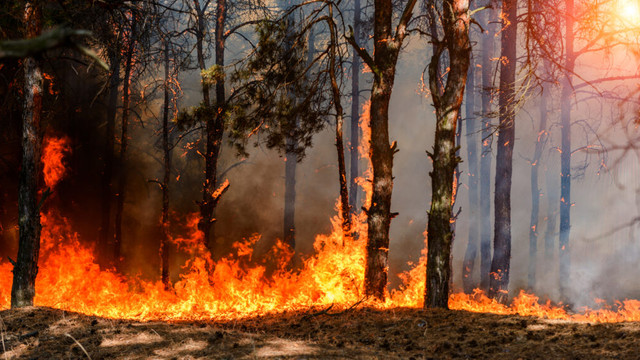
[1,306,640,359]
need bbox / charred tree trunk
[11,0,43,308]
[489,0,517,304]
[349,0,361,218]
[192,0,223,252]
[328,8,351,237]
[527,83,549,290]
[558,0,575,299]
[425,0,471,309]
[462,54,479,293]
[194,0,211,107]
[199,0,228,253]
[364,78,394,300]
[99,50,120,261]
[114,13,137,268]
[283,149,297,249]
[281,15,309,252]
[160,41,172,289]
[479,0,497,293]
[347,0,417,301]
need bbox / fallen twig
[65,333,91,360]
[301,304,335,321]
[326,297,368,317]
[301,297,368,320]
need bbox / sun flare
[617,0,640,25]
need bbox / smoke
[1,11,640,310]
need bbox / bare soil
[1,306,640,359]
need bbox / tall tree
[160,39,172,289]
[489,0,517,303]
[424,0,471,309]
[11,0,43,308]
[347,0,417,300]
[327,5,351,238]
[99,42,121,263]
[189,0,220,252]
[462,51,479,293]
[544,148,559,268]
[113,11,138,267]
[558,0,574,299]
[479,0,497,292]
[348,0,362,218]
[282,12,301,250]
[527,62,551,290]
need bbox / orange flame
[2,132,640,324]
[2,205,640,322]
[42,136,70,189]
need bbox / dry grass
[1,306,640,359]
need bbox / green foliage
[229,18,330,160]
[176,102,216,131]
[201,65,225,86]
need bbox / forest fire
[3,208,640,323]
[42,136,70,189]
[3,125,640,325]
[5,0,640,357]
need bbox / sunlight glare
[618,0,640,25]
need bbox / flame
[42,136,70,189]
[355,101,372,210]
[3,123,640,324]
[5,211,640,323]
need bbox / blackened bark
[194,0,210,107]
[462,54,479,293]
[114,13,137,268]
[99,50,120,261]
[479,0,497,293]
[11,0,43,308]
[199,0,227,253]
[349,0,361,218]
[356,0,417,301]
[425,0,471,309]
[559,0,574,297]
[161,41,172,289]
[328,8,351,237]
[193,0,212,245]
[489,0,516,304]
[283,147,297,249]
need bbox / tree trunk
[479,0,497,293]
[328,7,351,238]
[544,147,558,267]
[462,53,479,293]
[193,0,212,247]
[425,0,471,309]
[114,13,137,268]
[359,0,417,301]
[11,0,43,308]
[199,0,227,253]
[527,82,549,290]
[99,50,120,263]
[283,146,297,249]
[160,41,172,290]
[349,0,361,218]
[489,0,517,304]
[559,0,574,298]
